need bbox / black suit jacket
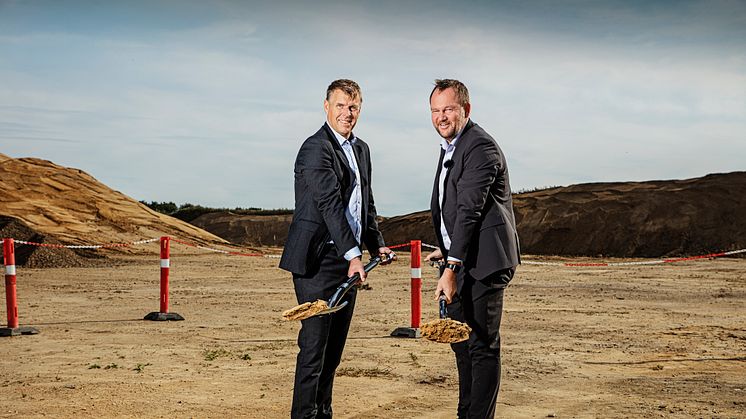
[431,120,520,282]
[280,124,385,276]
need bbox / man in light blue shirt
[328,124,364,262]
[280,79,395,419]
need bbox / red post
[3,238,18,329]
[390,240,422,338]
[1,239,37,336]
[144,236,183,321]
[410,240,422,329]
[160,236,170,313]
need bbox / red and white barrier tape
[14,238,160,249]
[388,242,440,251]
[417,242,746,267]
[169,238,281,258]
[10,237,281,258]
[522,249,746,267]
[9,237,746,266]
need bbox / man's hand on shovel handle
[425,248,443,264]
[348,256,366,282]
[378,246,396,265]
[428,247,457,302]
[435,269,457,303]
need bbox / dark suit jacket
[280,124,386,276]
[431,120,520,282]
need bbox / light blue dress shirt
[327,123,363,261]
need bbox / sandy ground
[1,247,745,418]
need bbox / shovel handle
[327,255,386,308]
[438,294,448,319]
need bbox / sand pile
[0,153,226,260]
[378,172,746,258]
[0,215,102,268]
[378,211,436,249]
[514,172,746,257]
[190,211,292,246]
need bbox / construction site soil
[1,153,745,417]
[1,252,744,418]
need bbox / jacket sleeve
[297,139,358,257]
[447,137,499,261]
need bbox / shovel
[421,293,472,343]
[438,293,448,319]
[282,255,388,321]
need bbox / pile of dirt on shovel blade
[421,319,472,343]
[282,300,330,321]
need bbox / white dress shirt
[438,123,467,263]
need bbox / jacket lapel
[431,120,474,250]
[431,148,445,248]
[352,141,367,186]
[352,141,369,234]
[432,148,445,209]
[323,123,352,174]
[448,119,475,166]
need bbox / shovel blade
[311,301,349,317]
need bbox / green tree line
[139,201,293,222]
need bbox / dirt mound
[379,172,746,258]
[378,212,437,250]
[0,216,103,268]
[0,153,226,260]
[189,211,292,246]
[515,172,746,257]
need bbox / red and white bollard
[410,240,422,329]
[1,238,39,336]
[144,236,184,321]
[391,240,422,338]
[160,236,171,313]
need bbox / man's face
[324,89,361,138]
[430,87,470,141]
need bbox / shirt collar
[440,119,469,152]
[327,122,357,146]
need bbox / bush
[139,201,293,222]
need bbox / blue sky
[1,0,744,216]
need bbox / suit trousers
[291,250,355,419]
[447,268,514,419]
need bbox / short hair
[326,79,362,102]
[430,79,469,107]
